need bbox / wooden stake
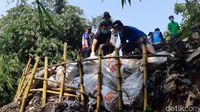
[78,52,85,105]
[59,68,65,102]
[96,48,102,112]
[42,57,48,107]
[19,57,40,112]
[34,77,79,90]
[30,89,79,97]
[63,42,68,62]
[142,38,148,112]
[115,49,123,111]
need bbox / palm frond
[37,0,57,27]
[36,0,44,29]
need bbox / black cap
[103,11,111,18]
[112,20,123,28]
[169,15,174,19]
[155,28,160,31]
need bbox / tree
[174,0,200,38]
[0,54,22,106]
[0,1,87,106]
[89,15,104,32]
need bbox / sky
[0,1,16,16]
[0,0,185,34]
[68,0,185,34]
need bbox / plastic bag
[147,51,168,64]
[101,85,118,111]
[47,75,58,88]
[122,68,143,107]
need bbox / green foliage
[0,54,22,107]
[174,1,200,38]
[89,15,104,31]
[0,1,87,106]
[163,31,171,40]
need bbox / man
[152,28,164,44]
[102,11,112,28]
[112,20,156,55]
[168,15,180,39]
[102,11,118,47]
[90,21,114,56]
[82,26,92,58]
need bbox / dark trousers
[122,37,143,55]
[96,44,115,56]
[82,48,91,58]
[102,45,115,56]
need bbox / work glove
[90,52,95,57]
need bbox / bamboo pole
[19,57,40,112]
[78,52,85,105]
[42,57,48,107]
[15,57,32,101]
[50,88,76,93]
[40,54,168,69]
[59,69,65,102]
[142,38,148,112]
[14,70,24,102]
[34,77,79,90]
[96,48,102,112]
[30,89,79,98]
[63,42,68,62]
[115,49,123,111]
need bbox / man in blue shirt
[112,20,155,55]
[152,28,164,44]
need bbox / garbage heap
[1,38,200,112]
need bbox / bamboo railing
[15,41,169,112]
[19,56,40,112]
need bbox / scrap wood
[186,47,200,62]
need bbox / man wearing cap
[90,21,114,56]
[168,15,180,39]
[112,20,156,55]
[82,26,92,58]
[102,11,112,29]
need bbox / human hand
[90,52,95,57]
[115,47,120,51]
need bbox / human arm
[90,39,97,56]
[115,33,126,50]
[168,23,171,33]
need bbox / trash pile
[1,37,200,112]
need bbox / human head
[103,11,111,20]
[148,32,153,37]
[99,21,109,34]
[155,28,160,31]
[112,20,124,33]
[169,15,174,21]
[86,26,92,33]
